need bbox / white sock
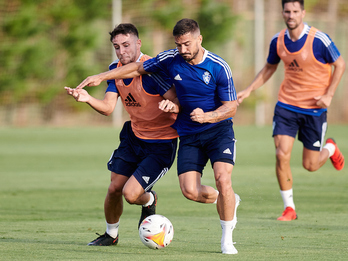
[213,190,219,204]
[106,221,119,238]
[143,192,154,207]
[280,189,295,210]
[324,143,335,158]
[220,219,235,246]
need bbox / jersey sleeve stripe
[315,31,332,47]
[207,53,237,101]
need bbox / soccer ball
[139,214,174,249]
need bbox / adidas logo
[174,74,182,81]
[313,140,321,147]
[288,59,303,72]
[142,176,150,184]
[125,93,141,107]
[223,148,232,155]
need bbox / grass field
[0,125,347,260]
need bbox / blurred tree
[0,0,111,121]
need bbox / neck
[288,23,305,41]
[188,47,205,65]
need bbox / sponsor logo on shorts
[142,176,150,184]
[223,148,232,155]
[125,93,141,107]
[313,140,321,147]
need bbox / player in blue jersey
[237,0,345,221]
[76,18,241,255]
[65,23,178,246]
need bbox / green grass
[0,125,347,260]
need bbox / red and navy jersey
[143,48,236,136]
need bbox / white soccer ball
[139,214,174,249]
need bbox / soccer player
[65,23,178,246]
[76,19,241,255]
[237,0,345,221]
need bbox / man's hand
[64,87,90,103]
[76,74,104,89]
[159,99,179,113]
[190,108,205,123]
[314,95,332,108]
[237,88,251,106]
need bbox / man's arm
[314,56,346,108]
[237,62,278,105]
[190,100,237,124]
[159,85,180,114]
[76,62,148,89]
[65,87,118,116]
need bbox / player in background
[65,23,178,246]
[237,0,345,221]
[75,18,241,255]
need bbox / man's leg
[88,172,128,246]
[274,135,298,221]
[213,162,240,254]
[178,171,218,203]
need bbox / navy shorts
[272,105,327,151]
[108,121,178,191]
[177,120,236,175]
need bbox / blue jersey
[143,48,236,136]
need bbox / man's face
[174,32,202,63]
[282,2,305,30]
[112,33,141,65]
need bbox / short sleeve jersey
[143,49,236,136]
[266,24,341,115]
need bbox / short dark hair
[173,18,200,37]
[109,23,139,42]
[282,0,304,10]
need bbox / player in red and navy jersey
[76,19,241,255]
[237,0,345,221]
[65,23,178,246]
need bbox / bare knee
[181,186,199,201]
[215,175,232,195]
[122,188,139,204]
[302,161,319,172]
[107,182,123,198]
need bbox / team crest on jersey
[203,71,211,85]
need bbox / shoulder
[157,49,180,61]
[109,59,119,70]
[313,29,333,47]
[206,51,231,71]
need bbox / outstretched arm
[314,56,346,108]
[237,62,278,105]
[190,100,237,124]
[76,62,147,89]
[65,87,118,116]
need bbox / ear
[137,38,142,48]
[198,34,203,44]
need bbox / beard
[180,47,199,62]
[286,19,300,30]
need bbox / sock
[220,219,235,246]
[213,190,219,204]
[106,221,119,238]
[324,142,335,158]
[280,188,295,210]
[143,192,154,207]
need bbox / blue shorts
[177,120,236,175]
[108,121,178,191]
[272,105,327,151]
